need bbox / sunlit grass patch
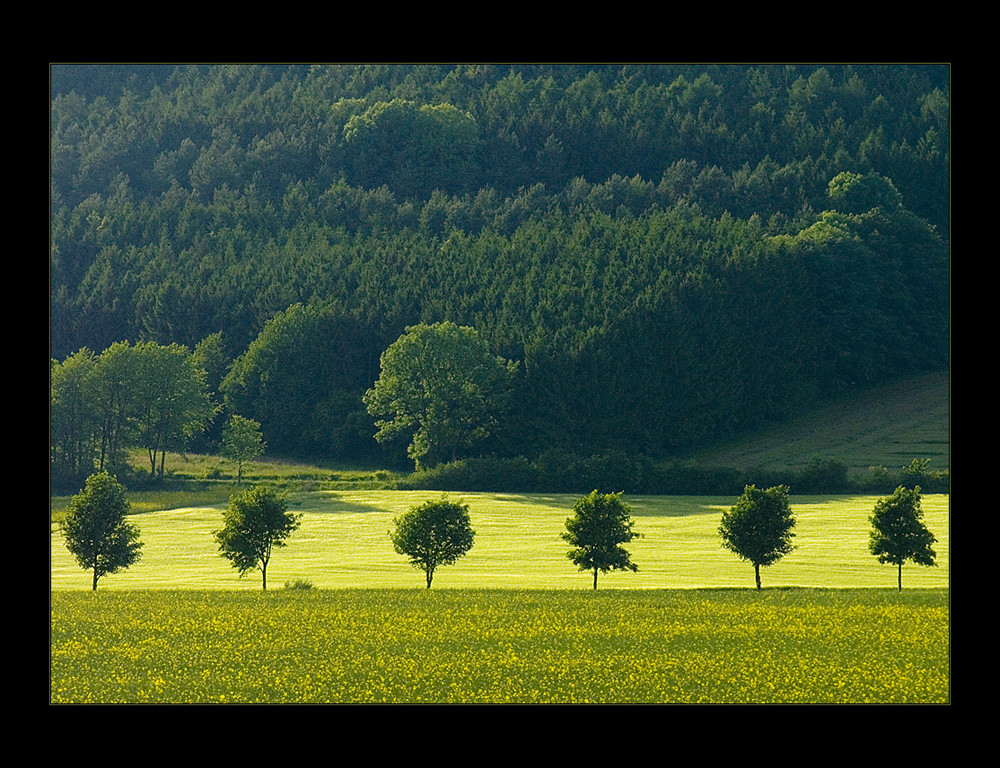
[51,492,949,591]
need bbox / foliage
[868,485,936,590]
[132,341,219,478]
[50,64,950,470]
[827,171,902,214]
[561,490,641,589]
[397,455,539,492]
[221,303,381,460]
[364,322,517,469]
[719,484,796,589]
[389,497,475,587]
[214,486,302,590]
[50,348,100,489]
[60,471,143,590]
[221,415,265,484]
[343,99,480,197]
[50,340,216,490]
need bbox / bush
[398,456,539,492]
[393,453,948,496]
[657,461,744,495]
[900,459,949,493]
[795,457,850,494]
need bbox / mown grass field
[51,491,950,591]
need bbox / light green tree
[60,471,143,591]
[390,498,475,588]
[50,349,100,487]
[869,485,936,590]
[133,341,218,479]
[364,322,517,470]
[222,415,265,485]
[562,490,641,590]
[214,486,301,590]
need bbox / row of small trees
[59,473,937,592]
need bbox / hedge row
[396,453,950,496]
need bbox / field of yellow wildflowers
[50,588,949,704]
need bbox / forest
[49,63,950,490]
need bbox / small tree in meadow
[719,484,796,590]
[60,471,143,591]
[562,490,641,590]
[390,497,475,588]
[869,485,936,590]
[221,414,265,485]
[214,486,301,590]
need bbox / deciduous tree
[390,497,475,588]
[214,486,301,590]
[133,341,217,479]
[868,485,936,590]
[60,471,143,590]
[719,484,796,590]
[562,490,641,590]
[50,349,100,489]
[364,322,517,470]
[222,414,265,484]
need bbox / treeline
[50,64,950,477]
[50,340,218,491]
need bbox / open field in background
[51,491,949,591]
[688,371,949,475]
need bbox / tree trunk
[593,567,598,590]
[426,569,433,588]
[262,562,267,591]
[92,566,99,591]
[898,562,902,591]
[754,563,761,590]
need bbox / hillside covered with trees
[50,63,950,489]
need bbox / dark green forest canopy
[50,63,949,469]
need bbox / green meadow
[50,491,949,591]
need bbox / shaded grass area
[50,588,949,704]
[688,371,949,475]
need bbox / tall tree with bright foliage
[364,322,517,469]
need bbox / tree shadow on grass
[286,493,386,515]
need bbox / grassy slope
[686,370,949,475]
